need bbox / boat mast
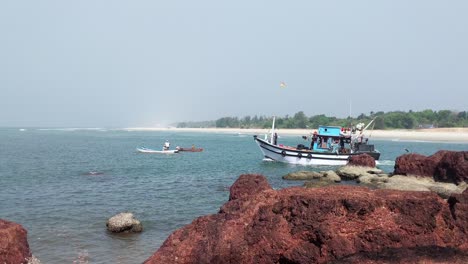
[270,116,276,144]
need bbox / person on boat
[163,140,170,151]
[273,133,278,145]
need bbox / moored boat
[253,117,380,166]
[136,147,179,154]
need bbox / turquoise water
[0,128,467,263]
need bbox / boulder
[106,213,143,233]
[394,151,467,184]
[336,166,374,180]
[434,151,468,184]
[378,175,466,199]
[322,170,341,182]
[0,219,32,264]
[348,153,376,167]
[282,171,324,180]
[144,174,468,264]
[229,174,271,201]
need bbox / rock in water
[229,174,271,201]
[348,153,376,167]
[394,151,468,184]
[106,213,143,233]
[282,171,324,180]
[0,219,32,264]
[144,174,468,264]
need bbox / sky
[1,1,467,127]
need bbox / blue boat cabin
[311,126,348,153]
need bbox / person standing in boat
[163,140,170,151]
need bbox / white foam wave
[376,160,395,166]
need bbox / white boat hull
[254,137,350,166]
[136,147,178,154]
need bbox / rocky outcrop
[0,219,32,264]
[229,174,271,200]
[283,171,341,183]
[448,188,468,234]
[348,153,376,167]
[394,150,467,184]
[336,166,383,180]
[378,175,466,199]
[282,171,323,180]
[435,151,468,184]
[144,175,468,264]
[106,212,143,233]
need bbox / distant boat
[19,129,26,132]
[136,147,179,154]
[176,147,203,152]
[253,117,380,166]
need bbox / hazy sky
[1,1,467,127]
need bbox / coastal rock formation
[0,219,32,264]
[144,175,468,264]
[282,171,323,180]
[335,166,380,180]
[283,171,341,183]
[229,174,271,200]
[394,151,468,184]
[435,151,468,184]
[378,175,466,199]
[448,188,468,234]
[106,212,143,233]
[348,153,376,167]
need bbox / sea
[1,128,467,263]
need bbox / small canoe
[136,147,179,154]
[177,147,203,152]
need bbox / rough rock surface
[394,150,468,184]
[348,153,376,167]
[336,166,375,180]
[0,219,32,264]
[282,171,323,180]
[435,151,468,184]
[322,170,341,183]
[106,212,143,233]
[229,174,271,200]
[144,175,468,264]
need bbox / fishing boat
[176,146,203,152]
[136,147,179,154]
[253,117,380,166]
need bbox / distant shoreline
[124,127,468,143]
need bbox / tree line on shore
[176,110,468,129]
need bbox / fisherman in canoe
[163,140,170,151]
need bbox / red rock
[448,188,468,236]
[0,219,32,264]
[394,151,468,184]
[229,174,272,201]
[435,151,468,184]
[348,153,376,167]
[394,153,438,177]
[144,175,468,264]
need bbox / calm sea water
[1,128,467,263]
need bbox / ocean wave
[37,128,106,132]
[376,160,395,166]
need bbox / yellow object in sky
[280,81,287,88]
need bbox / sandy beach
[124,127,468,143]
